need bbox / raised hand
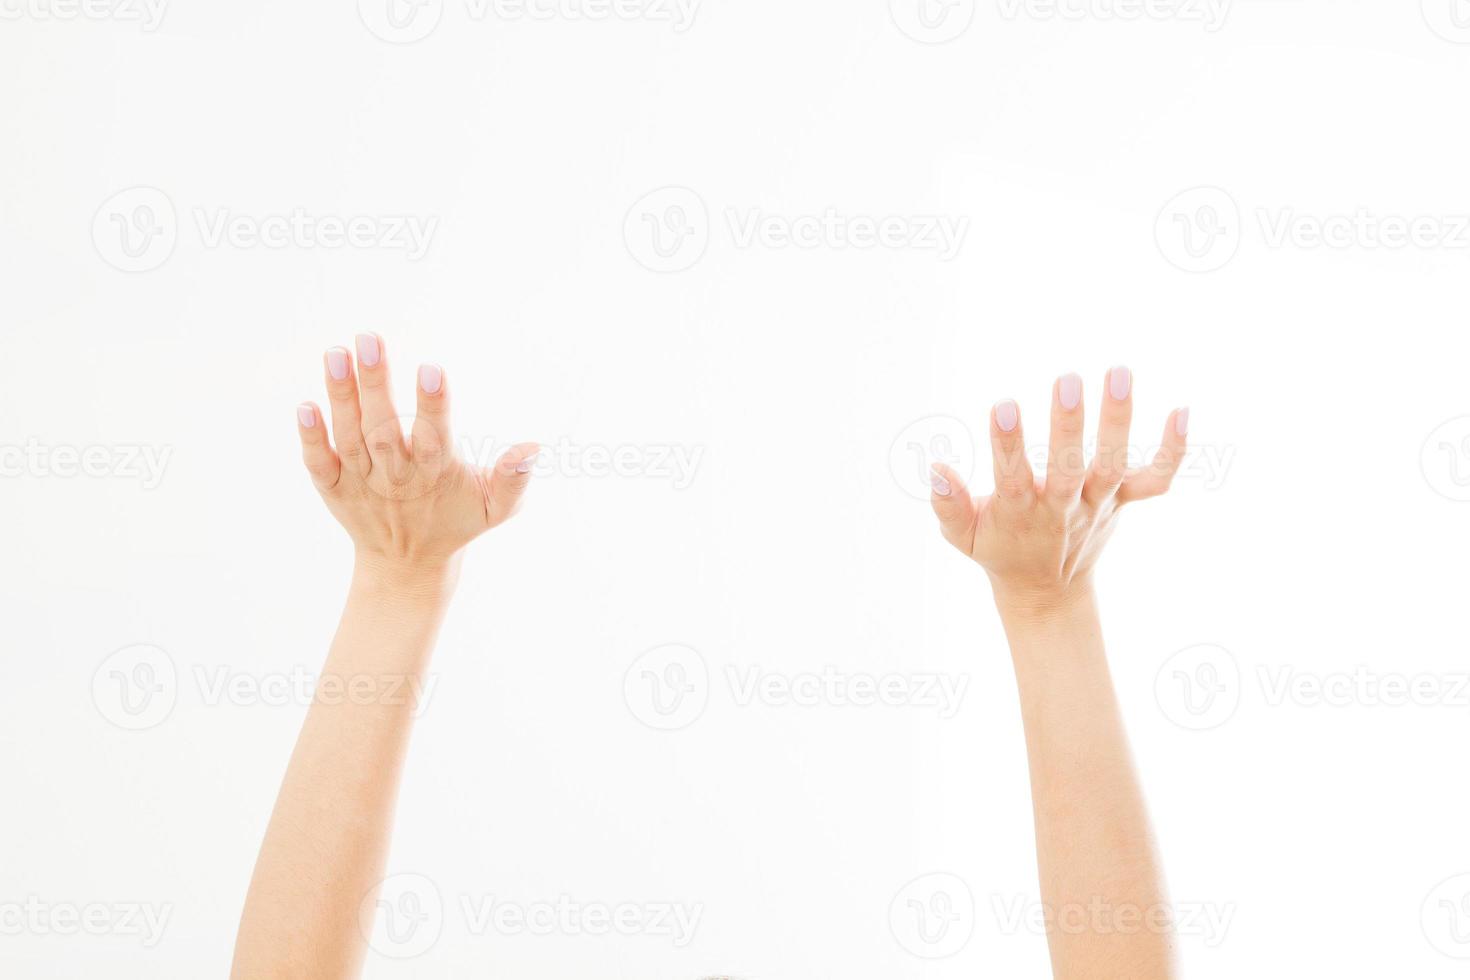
[295,333,538,570]
[929,367,1187,612]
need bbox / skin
[229,334,536,979]
[930,367,1187,980]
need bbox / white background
[3,0,1470,977]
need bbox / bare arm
[230,335,537,979]
[930,368,1185,979]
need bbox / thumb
[483,441,540,527]
[930,462,978,553]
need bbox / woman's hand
[930,367,1187,616]
[295,334,537,578]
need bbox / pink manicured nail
[1108,365,1132,401]
[930,467,951,496]
[1175,407,1190,437]
[297,404,316,428]
[326,347,350,381]
[355,333,381,368]
[995,399,1019,433]
[418,363,442,394]
[1058,373,1082,410]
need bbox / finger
[990,399,1036,508]
[296,402,341,492]
[1083,365,1133,506]
[930,461,979,553]
[1044,372,1086,506]
[483,442,540,527]
[324,346,369,475]
[1118,408,1189,504]
[354,332,408,476]
[411,363,451,466]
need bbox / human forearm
[929,368,1187,979]
[230,560,453,979]
[999,588,1176,980]
[232,334,537,979]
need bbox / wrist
[991,578,1098,631]
[350,552,460,604]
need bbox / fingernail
[515,453,537,474]
[1175,407,1190,437]
[297,404,316,428]
[326,347,350,381]
[995,399,1019,433]
[1058,373,1082,410]
[355,333,381,368]
[930,467,951,497]
[418,363,442,394]
[1108,365,1132,401]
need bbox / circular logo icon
[1155,186,1241,273]
[1154,643,1240,731]
[92,644,178,731]
[92,187,177,273]
[889,0,976,43]
[359,873,444,959]
[358,0,443,43]
[624,187,709,273]
[623,644,709,731]
[889,872,975,959]
[888,414,976,502]
[1423,0,1470,43]
[1423,873,1470,958]
[1421,416,1470,502]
